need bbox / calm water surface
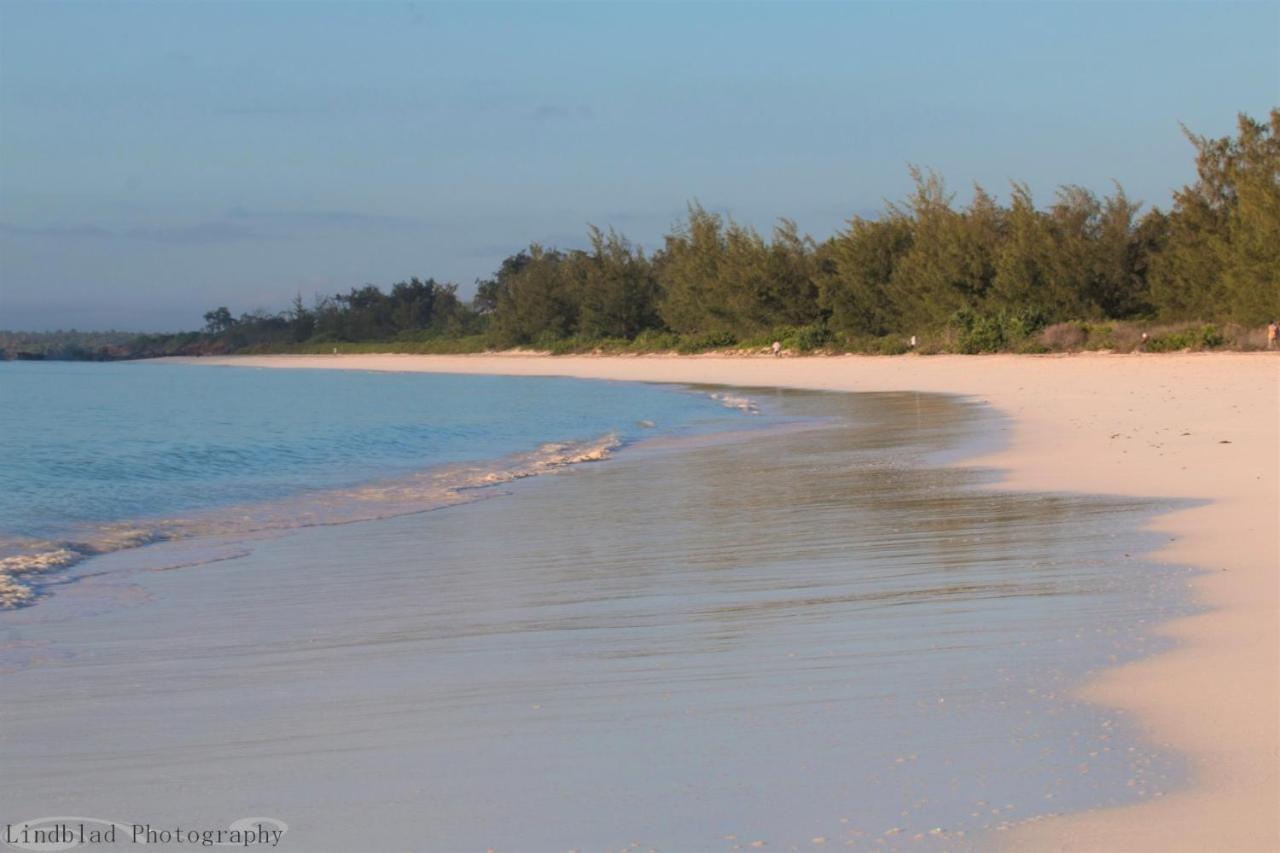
[0,368,1190,851]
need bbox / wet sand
[2,389,1190,850]
[180,352,1280,852]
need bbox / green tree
[758,219,822,328]
[990,183,1055,316]
[288,292,314,342]
[1091,185,1154,319]
[1151,109,1280,322]
[889,171,1003,328]
[1220,110,1280,322]
[577,227,662,339]
[655,205,820,336]
[818,213,913,336]
[202,307,236,334]
[489,245,579,345]
[655,204,731,335]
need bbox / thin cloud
[225,206,418,228]
[0,223,113,239]
[0,221,259,245]
[1,207,420,248]
[123,222,259,245]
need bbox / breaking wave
[710,392,759,414]
[0,432,622,609]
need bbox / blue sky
[1,1,1276,331]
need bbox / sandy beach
[179,351,1280,852]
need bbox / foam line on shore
[0,431,625,609]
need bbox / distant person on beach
[1268,321,1278,349]
[771,341,782,357]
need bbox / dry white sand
[180,351,1279,852]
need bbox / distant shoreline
[5,318,1273,363]
[170,351,1280,852]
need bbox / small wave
[0,433,623,610]
[0,547,84,608]
[710,392,759,414]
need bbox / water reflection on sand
[0,390,1188,851]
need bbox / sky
[0,1,1276,332]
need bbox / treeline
[15,110,1278,361]
[0,330,142,361]
[467,110,1276,352]
[191,278,476,350]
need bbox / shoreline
[169,351,1279,852]
[3,384,1181,850]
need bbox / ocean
[0,362,1189,850]
[0,361,761,607]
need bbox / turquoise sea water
[0,361,760,604]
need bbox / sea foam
[0,433,622,609]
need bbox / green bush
[676,331,738,354]
[953,311,1006,353]
[784,323,833,352]
[874,335,910,355]
[952,309,1047,353]
[629,329,682,352]
[1082,322,1116,351]
[1014,336,1051,354]
[1145,324,1224,352]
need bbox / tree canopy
[16,110,1274,360]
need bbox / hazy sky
[1,1,1276,331]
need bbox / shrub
[676,331,738,354]
[1014,336,1051,354]
[544,337,585,355]
[952,309,1047,353]
[630,329,682,352]
[1144,324,1224,352]
[1222,324,1269,351]
[1109,323,1145,353]
[785,323,833,352]
[529,330,568,352]
[953,311,1005,353]
[914,328,953,355]
[875,335,910,355]
[1081,322,1116,351]
[1040,323,1087,351]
